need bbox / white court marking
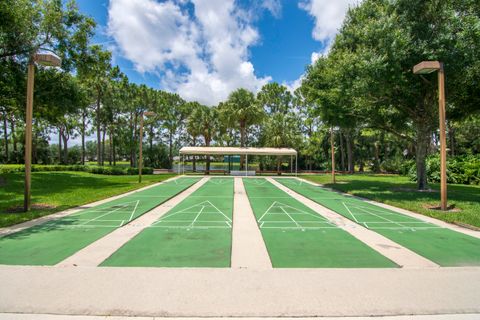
[258,201,336,230]
[152,200,232,229]
[246,179,267,186]
[208,179,231,185]
[342,201,441,231]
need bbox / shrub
[0,164,155,176]
[408,154,480,185]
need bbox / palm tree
[191,104,219,174]
[186,102,203,172]
[221,88,264,169]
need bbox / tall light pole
[24,53,61,212]
[138,111,156,183]
[330,127,336,184]
[413,61,447,210]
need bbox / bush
[408,154,480,185]
[0,164,155,176]
[380,158,414,174]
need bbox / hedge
[0,164,154,175]
[408,154,480,185]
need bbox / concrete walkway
[57,178,209,267]
[231,178,271,269]
[268,178,438,268]
[0,266,479,317]
[1,314,479,320]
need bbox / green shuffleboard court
[0,177,200,266]
[242,178,397,268]
[101,178,234,267]
[276,178,480,267]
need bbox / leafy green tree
[328,0,480,189]
[157,92,187,167]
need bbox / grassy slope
[302,174,480,228]
[0,172,176,228]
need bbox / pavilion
[178,147,298,176]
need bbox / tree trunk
[58,129,62,164]
[339,130,345,171]
[101,128,106,166]
[96,95,102,165]
[192,137,196,172]
[345,130,354,173]
[448,121,455,156]
[129,112,134,167]
[168,131,173,168]
[62,132,68,164]
[81,110,86,165]
[112,130,116,166]
[2,111,8,162]
[374,142,380,173]
[32,131,38,164]
[109,129,112,165]
[132,112,138,168]
[415,124,431,190]
[10,117,16,154]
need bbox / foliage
[408,155,480,185]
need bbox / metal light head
[34,53,62,67]
[144,111,156,117]
[413,61,441,74]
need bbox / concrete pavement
[1,266,479,317]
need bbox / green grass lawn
[0,172,176,228]
[302,174,480,228]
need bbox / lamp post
[138,111,156,183]
[330,127,336,184]
[24,53,61,212]
[413,61,447,210]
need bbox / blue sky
[75,0,358,105]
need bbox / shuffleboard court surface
[101,178,234,267]
[0,177,201,266]
[276,178,480,267]
[243,178,397,268]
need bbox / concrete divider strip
[231,177,272,269]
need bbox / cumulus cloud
[299,0,362,53]
[108,0,271,105]
[261,0,282,18]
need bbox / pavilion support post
[295,155,298,176]
[245,154,248,176]
[290,155,293,174]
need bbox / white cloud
[283,77,303,94]
[286,0,362,93]
[261,0,282,18]
[108,0,270,105]
[299,0,362,53]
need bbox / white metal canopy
[178,147,298,176]
[179,146,297,156]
